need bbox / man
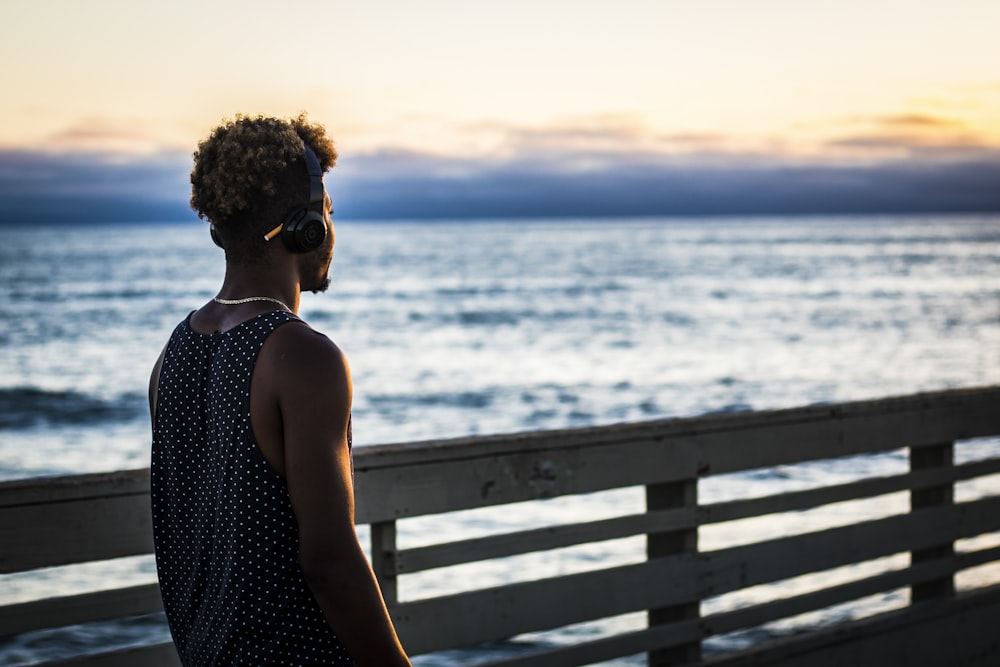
[148,114,410,666]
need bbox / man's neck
[218,262,301,314]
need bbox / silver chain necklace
[213,295,291,312]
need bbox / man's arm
[264,323,410,666]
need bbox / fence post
[646,477,700,666]
[371,520,398,605]
[909,441,955,602]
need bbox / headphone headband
[303,144,324,212]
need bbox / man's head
[190,113,337,266]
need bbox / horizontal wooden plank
[698,391,995,478]
[469,546,1000,667]
[47,642,180,667]
[2,387,996,525]
[393,497,1000,654]
[706,495,1000,600]
[0,469,150,509]
[353,386,1000,470]
[700,584,1000,667]
[0,583,163,637]
[392,554,704,654]
[703,457,1000,525]
[394,495,1000,656]
[705,544,1000,638]
[389,454,1000,576]
[355,437,700,523]
[0,493,153,573]
[355,386,1000,522]
[22,558,968,666]
[6,454,995,576]
[394,508,696,574]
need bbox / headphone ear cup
[277,142,327,253]
[281,210,327,252]
[210,224,224,249]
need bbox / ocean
[1,214,999,664]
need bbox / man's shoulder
[264,318,349,377]
[259,319,351,409]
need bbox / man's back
[152,113,410,666]
[151,310,355,666]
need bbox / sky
[1,0,999,221]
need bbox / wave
[366,390,495,410]
[0,387,146,430]
[704,402,754,415]
[7,287,163,303]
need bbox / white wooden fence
[2,386,999,666]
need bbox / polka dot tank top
[151,311,356,666]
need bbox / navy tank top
[151,311,356,666]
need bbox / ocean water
[1,215,999,664]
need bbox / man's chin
[308,277,331,294]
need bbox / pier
[2,386,999,666]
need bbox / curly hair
[190,113,337,262]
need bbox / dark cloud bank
[1,147,998,224]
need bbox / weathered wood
[353,386,1000,523]
[391,554,705,654]
[0,469,150,509]
[696,392,987,477]
[0,583,162,637]
[350,387,1000,472]
[702,457,1000,524]
[470,547,1000,667]
[1,386,998,666]
[471,620,705,667]
[0,493,153,573]
[704,545,1000,638]
[706,495,1000,599]
[699,584,1000,667]
[370,520,398,604]
[354,437,701,523]
[46,642,180,667]
[393,507,696,574]
[910,441,956,602]
[390,496,1000,655]
[647,478,700,666]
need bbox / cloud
[0,149,192,194]
[873,113,964,129]
[2,124,1000,224]
[817,112,996,162]
[325,115,1000,218]
[826,133,988,155]
[461,115,741,166]
[330,149,1000,219]
[0,149,195,223]
[43,120,163,152]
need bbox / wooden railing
[2,386,999,666]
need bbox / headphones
[211,142,328,253]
